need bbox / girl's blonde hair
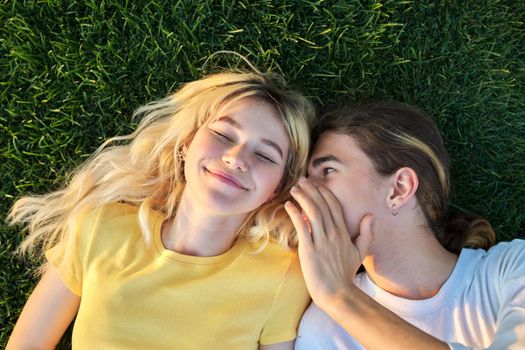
[8,71,315,269]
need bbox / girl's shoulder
[96,202,142,221]
[92,202,160,229]
[242,239,298,267]
[75,202,159,249]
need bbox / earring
[177,148,185,161]
[391,203,399,216]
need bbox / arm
[6,265,80,350]
[258,249,310,348]
[482,304,525,350]
[481,243,525,350]
[285,178,448,350]
[322,285,449,350]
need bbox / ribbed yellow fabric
[46,203,310,349]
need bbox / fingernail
[299,176,306,183]
[291,185,299,192]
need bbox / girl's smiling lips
[205,168,249,190]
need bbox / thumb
[354,214,374,263]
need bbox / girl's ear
[181,134,195,160]
[267,176,288,202]
[386,167,419,215]
[181,144,188,160]
[181,129,198,160]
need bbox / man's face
[307,131,388,238]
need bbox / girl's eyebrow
[311,155,343,168]
[261,139,284,159]
[215,116,284,159]
[216,116,240,128]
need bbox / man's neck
[363,227,458,300]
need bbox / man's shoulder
[464,239,525,283]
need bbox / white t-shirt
[295,240,525,350]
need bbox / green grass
[1,0,524,346]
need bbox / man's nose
[305,167,320,181]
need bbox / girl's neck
[161,192,247,257]
[363,225,458,300]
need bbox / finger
[315,184,347,230]
[290,184,327,245]
[354,214,374,263]
[297,178,337,236]
[284,200,314,251]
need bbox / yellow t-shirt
[46,203,310,349]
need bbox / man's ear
[387,167,419,215]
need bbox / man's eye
[323,167,335,176]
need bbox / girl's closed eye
[210,129,234,143]
[254,151,277,165]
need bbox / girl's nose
[222,145,248,171]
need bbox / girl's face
[183,97,290,216]
[307,131,390,238]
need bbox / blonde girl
[7,71,315,349]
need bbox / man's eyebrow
[215,116,284,159]
[311,155,342,167]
